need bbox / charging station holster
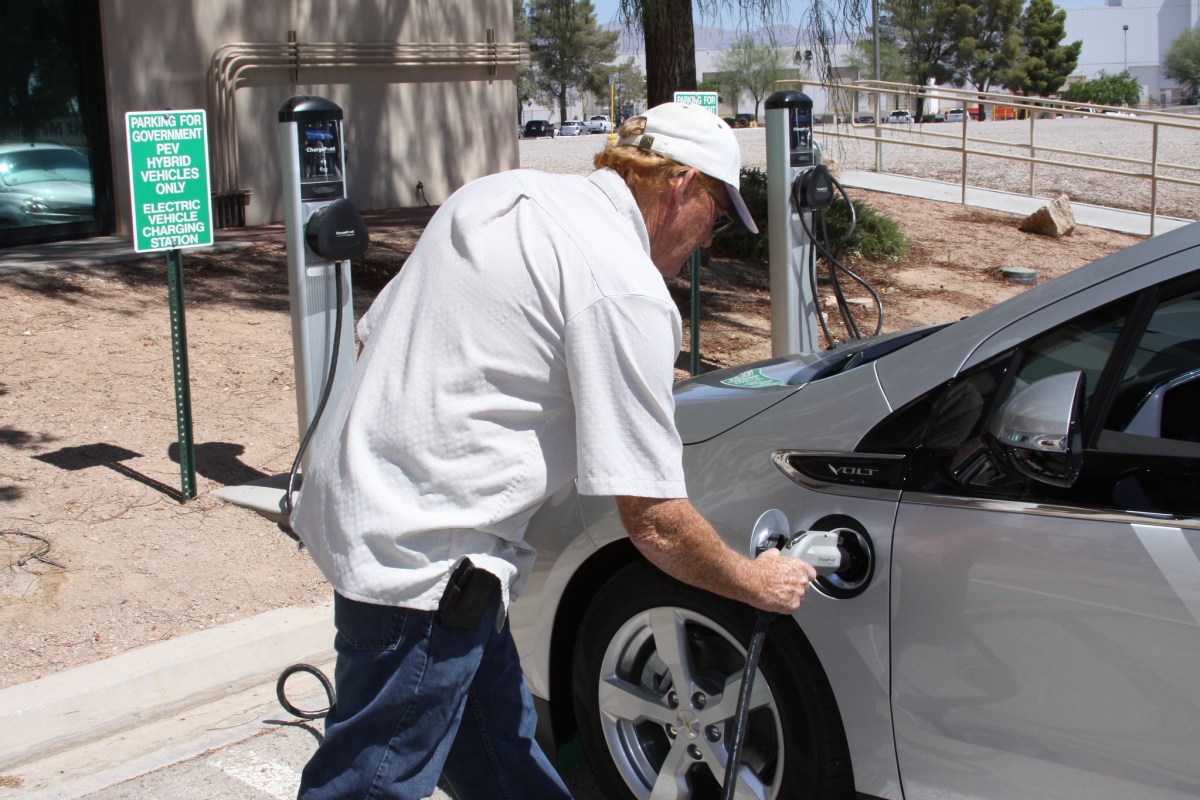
[305,197,370,261]
[796,165,835,210]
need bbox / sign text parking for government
[125,110,213,252]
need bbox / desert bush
[711,167,908,263]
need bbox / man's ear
[669,168,699,204]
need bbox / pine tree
[952,0,1024,112]
[529,0,618,123]
[880,0,961,91]
[1006,0,1081,98]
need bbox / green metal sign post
[125,109,214,501]
[673,92,720,375]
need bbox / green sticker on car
[721,368,785,388]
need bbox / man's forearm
[615,496,816,615]
[616,496,760,604]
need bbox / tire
[572,562,854,800]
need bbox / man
[292,102,816,799]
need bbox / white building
[1064,0,1199,104]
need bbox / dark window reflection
[0,0,108,240]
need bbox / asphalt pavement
[0,601,603,799]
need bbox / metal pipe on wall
[205,36,528,225]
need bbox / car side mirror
[989,371,1084,487]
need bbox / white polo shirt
[291,168,686,610]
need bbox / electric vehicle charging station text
[278,96,361,471]
[766,90,821,356]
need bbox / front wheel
[572,562,854,800]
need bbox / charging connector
[780,530,843,575]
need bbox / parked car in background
[885,109,914,123]
[944,107,966,123]
[586,114,612,134]
[0,194,35,228]
[521,120,556,139]
[559,120,586,136]
[853,113,875,124]
[729,113,757,128]
[0,143,94,225]
[510,221,1200,800]
[1072,106,1100,117]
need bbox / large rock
[1019,194,1076,237]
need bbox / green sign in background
[125,109,213,253]
[673,91,719,116]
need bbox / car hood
[674,357,816,444]
[673,326,951,445]
[12,178,93,208]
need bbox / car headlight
[21,196,49,214]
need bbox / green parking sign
[673,91,719,116]
[125,110,213,253]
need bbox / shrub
[711,167,769,261]
[821,195,908,261]
[710,167,908,263]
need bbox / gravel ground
[522,116,1200,220]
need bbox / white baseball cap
[617,102,758,234]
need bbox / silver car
[511,221,1200,799]
[0,143,95,225]
[560,120,587,137]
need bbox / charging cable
[280,260,346,519]
[791,170,884,344]
[721,531,844,800]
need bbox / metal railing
[806,81,1200,235]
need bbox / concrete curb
[0,602,334,781]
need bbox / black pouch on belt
[437,558,501,630]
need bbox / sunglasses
[709,191,734,236]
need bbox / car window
[999,299,1128,411]
[901,276,1200,516]
[1104,286,1200,440]
[902,294,1136,500]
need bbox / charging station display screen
[788,106,814,167]
[789,108,812,152]
[297,120,344,200]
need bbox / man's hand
[746,547,818,615]
[615,496,818,615]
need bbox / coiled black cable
[276,662,336,720]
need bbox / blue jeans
[297,592,571,799]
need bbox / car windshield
[787,324,950,385]
[0,148,91,186]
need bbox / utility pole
[1123,25,1129,73]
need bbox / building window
[0,0,112,246]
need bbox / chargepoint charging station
[216,95,368,521]
[279,96,364,462]
[766,90,824,356]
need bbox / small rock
[1019,194,1076,238]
